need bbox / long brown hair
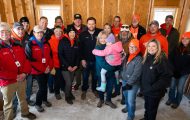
[178,38,190,54]
[142,39,163,64]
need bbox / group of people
[0,13,189,120]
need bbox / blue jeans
[122,80,139,120]
[48,74,55,91]
[26,75,33,101]
[168,75,189,105]
[82,61,97,92]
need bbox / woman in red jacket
[25,25,53,112]
[0,22,36,120]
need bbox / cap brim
[74,17,81,19]
[14,26,24,29]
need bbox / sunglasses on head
[121,25,129,29]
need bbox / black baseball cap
[74,14,82,20]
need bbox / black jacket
[79,28,102,62]
[141,53,172,97]
[58,36,80,71]
[173,45,190,78]
[130,24,146,40]
[30,28,54,41]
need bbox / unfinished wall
[0,0,189,33]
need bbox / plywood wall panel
[103,0,118,25]
[73,0,88,25]
[2,0,15,25]
[178,0,190,35]
[0,0,7,22]
[14,0,25,21]
[24,0,36,29]
[36,0,60,5]
[135,0,151,28]
[154,0,180,6]
[11,0,18,22]
[63,0,73,27]
[89,0,103,28]
[119,0,134,25]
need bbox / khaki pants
[0,81,29,120]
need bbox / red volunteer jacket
[25,39,53,75]
[0,40,31,86]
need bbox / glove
[50,68,56,75]
[122,84,132,91]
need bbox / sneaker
[55,94,62,100]
[81,92,86,100]
[35,105,44,112]
[121,107,127,113]
[43,101,52,107]
[96,83,106,92]
[165,100,172,106]
[171,103,178,109]
[21,112,36,119]
[66,98,73,105]
[92,91,99,98]
[97,100,104,108]
[27,100,36,106]
[105,101,117,109]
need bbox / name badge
[42,58,46,63]
[15,61,21,67]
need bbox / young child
[92,33,123,92]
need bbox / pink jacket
[92,41,123,66]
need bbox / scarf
[29,36,45,48]
[130,26,139,39]
[127,39,140,64]
[11,29,23,41]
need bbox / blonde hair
[142,39,163,64]
[96,30,108,45]
[0,22,11,32]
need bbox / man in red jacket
[0,22,36,120]
[25,25,53,112]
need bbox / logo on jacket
[150,66,153,69]
[3,52,9,55]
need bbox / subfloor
[14,87,190,120]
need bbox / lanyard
[33,38,45,58]
[6,45,21,72]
